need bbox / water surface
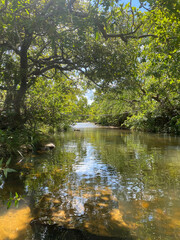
[0,123,180,239]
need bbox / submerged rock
[30,220,135,240]
[20,144,33,153]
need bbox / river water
[0,123,180,240]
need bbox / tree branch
[79,69,103,89]
[130,0,135,31]
[97,21,158,42]
[127,34,158,39]
[68,0,77,13]
[0,42,20,55]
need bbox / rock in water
[44,143,55,150]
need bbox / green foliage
[0,158,16,178]
[25,72,88,131]
[0,0,138,129]
[7,192,23,209]
[0,126,50,158]
[90,0,180,134]
[76,96,90,121]
[0,0,179,147]
[0,129,28,157]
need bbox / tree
[1,0,179,131]
[26,72,81,131]
[90,0,180,133]
[0,0,140,129]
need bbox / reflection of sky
[59,141,123,216]
[58,139,149,219]
[64,137,145,203]
[0,176,4,189]
[72,143,121,189]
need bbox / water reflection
[0,124,180,239]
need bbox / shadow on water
[30,220,136,240]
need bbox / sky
[85,89,95,105]
[122,0,141,8]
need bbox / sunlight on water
[0,206,32,240]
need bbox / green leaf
[15,200,19,208]
[25,9,29,15]
[3,168,16,178]
[95,32,99,40]
[3,169,8,178]
[0,159,3,167]
[6,168,16,173]
[7,201,12,209]
[6,158,11,166]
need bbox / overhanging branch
[0,41,20,55]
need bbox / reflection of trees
[25,151,76,207]
[87,130,180,197]
[80,129,180,239]
[23,134,136,238]
[0,170,25,202]
[12,129,180,239]
[55,129,180,239]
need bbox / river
[0,123,180,240]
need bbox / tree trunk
[13,44,28,128]
[0,40,29,129]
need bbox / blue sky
[122,0,141,8]
[85,89,94,105]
